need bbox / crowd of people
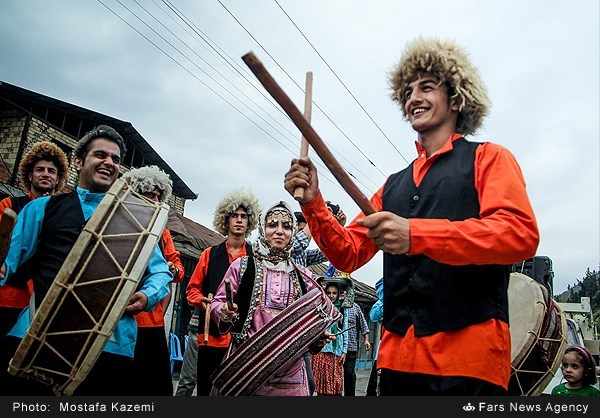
[1,36,598,397]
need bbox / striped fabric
[212,288,341,396]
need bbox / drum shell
[7,178,169,395]
[211,287,341,396]
[508,272,567,396]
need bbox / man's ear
[73,156,83,172]
[450,97,461,112]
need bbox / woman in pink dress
[210,200,334,396]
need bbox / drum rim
[508,272,568,396]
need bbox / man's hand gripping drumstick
[218,278,238,323]
[240,52,411,255]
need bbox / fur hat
[122,165,173,203]
[18,141,69,192]
[213,187,261,237]
[388,36,490,136]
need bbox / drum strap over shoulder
[10,195,33,214]
[231,257,306,346]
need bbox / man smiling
[0,125,172,395]
[284,37,539,395]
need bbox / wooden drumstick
[242,52,376,216]
[203,293,213,345]
[293,71,313,201]
[0,208,18,267]
[224,278,234,311]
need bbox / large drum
[508,272,567,396]
[211,287,341,396]
[8,178,169,395]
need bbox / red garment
[135,228,184,328]
[186,242,249,348]
[301,134,539,389]
[312,352,344,395]
[0,194,34,308]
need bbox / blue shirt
[1,187,172,358]
[322,306,348,356]
[344,302,369,353]
[369,277,384,323]
[369,278,384,359]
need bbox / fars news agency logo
[463,403,476,412]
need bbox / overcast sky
[1,0,598,293]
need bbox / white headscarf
[252,200,298,273]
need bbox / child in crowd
[551,345,599,396]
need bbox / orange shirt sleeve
[302,137,539,270]
[302,191,382,273]
[186,246,211,309]
[161,228,184,282]
[0,197,13,220]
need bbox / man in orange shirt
[0,141,69,390]
[185,187,260,395]
[284,36,539,395]
[123,165,185,395]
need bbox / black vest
[199,241,253,337]
[230,256,308,341]
[13,192,85,306]
[381,137,509,337]
[10,195,33,214]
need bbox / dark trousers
[196,345,227,396]
[0,307,22,338]
[379,369,509,396]
[73,351,138,396]
[303,352,315,395]
[366,359,379,396]
[130,326,173,396]
[343,350,357,396]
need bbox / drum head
[508,272,545,366]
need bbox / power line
[97,0,359,194]
[216,0,384,189]
[274,0,409,166]
[155,1,375,194]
